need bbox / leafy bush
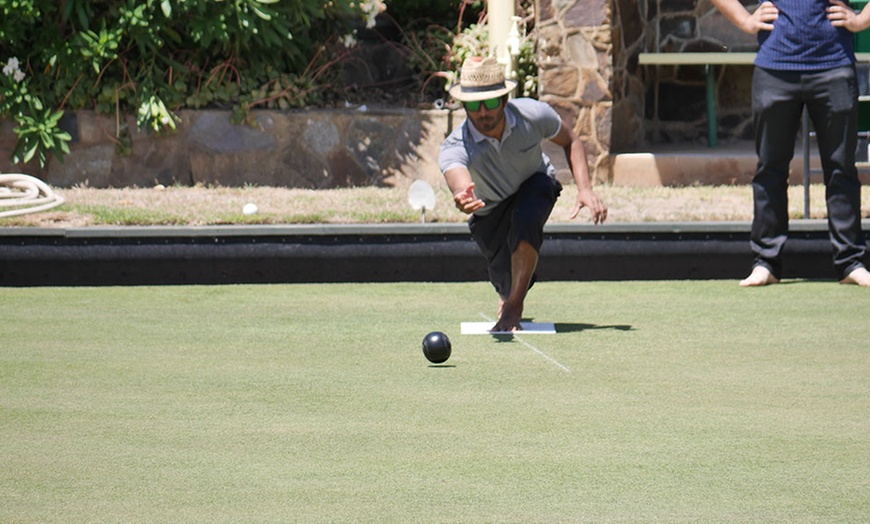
[0,0,537,168]
[0,0,364,166]
[1,57,71,165]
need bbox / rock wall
[0,108,456,189]
[614,0,758,149]
[537,0,760,157]
[537,0,614,183]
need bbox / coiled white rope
[0,173,65,218]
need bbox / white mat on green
[460,321,556,335]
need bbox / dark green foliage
[0,0,360,165]
[0,0,535,168]
[385,0,482,29]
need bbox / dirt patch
[0,182,856,228]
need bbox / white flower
[359,0,386,28]
[341,32,358,48]
[3,57,20,76]
[3,57,25,82]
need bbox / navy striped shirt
[755,0,855,70]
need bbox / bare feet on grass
[840,267,870,286]
[739,266,780,287]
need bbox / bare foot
[739,266,780,287]
[491,301,522,333]
[840,267,870,286]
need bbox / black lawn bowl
[422,331,452,364]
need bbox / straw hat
[448,56,518,102]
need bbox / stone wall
[537,0,615,183]
[534,0,750,174]
[610,0,645,153]
[0,108,455,189]
[612,0,758,149]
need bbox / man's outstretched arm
[549,119,608,224]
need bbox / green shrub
[0,0,537,168]
[0,0,364,166]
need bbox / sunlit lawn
[2,281,869,522]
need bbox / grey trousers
[752,65,867,279]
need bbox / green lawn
[2,281,869,522]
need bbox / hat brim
[449,80,518,102]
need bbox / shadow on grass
[554,322,634,333]
[488,321,634,342]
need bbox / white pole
[487,0,514,74]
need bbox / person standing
[712,0,870,286]
[439,57,607,332]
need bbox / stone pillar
[611,0,646,153]
[537,0,614,183]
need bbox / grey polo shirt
[439,98,561,216]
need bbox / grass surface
[2,281,869,522]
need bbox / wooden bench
[638,53,756,148]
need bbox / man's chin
[475,120,496,132]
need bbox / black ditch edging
[0,221,851,286]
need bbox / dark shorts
[468,173,562,299]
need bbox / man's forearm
[566,141,593,192]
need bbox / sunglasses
[464,97,502,112]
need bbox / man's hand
[743,1,778,33]
[828,0,870,32]
[570,188,608,224]
[453,182,485,214]
[713,0,777,34]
